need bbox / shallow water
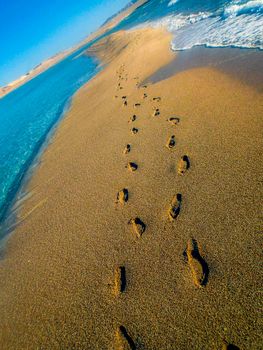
[0,44,100,231]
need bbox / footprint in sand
[115,326,136,350]
[168,194,182,220]
[168,117,180,125]
[128,115,137,123]
[222,342,240,350]
[128,218,146,238]
[134,103,141,108]
[178,155,190,175]
[152,108,160,117]
[131,127,138,135]
[143,93,147,99]
[126,162,138,172]
[123,144,131,154]
[153,97,161,102]
[186,238,209,288]
[142,85,147,89]
[114,266,126,296]
[166,135,176,150]
[123,100,128,107]
[117,189,129,204]
[122,96,127,100]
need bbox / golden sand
[0,27,262,349]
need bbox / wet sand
[0,28,262,349]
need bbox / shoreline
[0,27,262,349]
[0,53,102,244]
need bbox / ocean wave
[148,2,263,51]
[224,0,263,17]
[121,0,263,51]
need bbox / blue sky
[0,0,130,86]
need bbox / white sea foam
[168,0,180,6]
[224,0,263,17]
[148,4,263,51]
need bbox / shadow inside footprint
[186,238,209,287]
[126,162,138,172]
[129,217,146,237]
[123,144,131,154]
[178,155,190,175]
[168,117,180,125]
[222,344,240,350]
[131,127,138,135]
[114,266,126,295]
[116,326,136,350]
[117,188,129,204]
[152,108,160,117]
[168,194,182,220]
[129,115,137,123]
[166,135,176,149]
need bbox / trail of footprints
[111,65,236,349]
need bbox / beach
[0,26,262,350]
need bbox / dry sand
[0,28,262,349]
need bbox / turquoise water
[0,44,100,229]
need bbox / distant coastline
[0,0,147,99]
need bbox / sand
[0,27,262,350]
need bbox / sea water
[115,0,263,50]
[0,45,100,230]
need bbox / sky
[0,0,130,86]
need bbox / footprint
[123,101,128,106]
[143,93,147,99]
[134,103,141,108]
[131,127,138,135]
[128,115,137,123]
[168,194,182,220]
[222,342,240,350]
[114,266,126,295]
[178,155,190,175]
[153,108,160,117]
[117,189,129,204]
[126,162,138,172]
[115,326,136,350]
[128,218,146,238]
[166,135,176,149]
[122,96,127,100]
[168,117,180,125]
[153,97,161,102]
[186,238,209,288]
[123,144,131,154]
[142,85,147,89]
